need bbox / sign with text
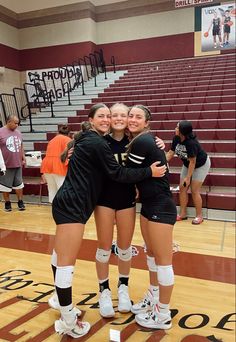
[201,3,235,51]
[175,0,213,8]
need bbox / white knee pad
[96,248,111,263]
[147,255,158,272]
[51,249,57,267]
[117,246,132,261]
[55,265,74,288]
[157,265,174,286]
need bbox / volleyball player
[49,103,167,338]
[95,103,166,318]
[126,105,176,330]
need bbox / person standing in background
[166,120,211,225]
[40,125,71,203]
[0,115,26,211]
[0,147,6,175]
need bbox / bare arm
[166,149,175,162]
[21,144,26,166]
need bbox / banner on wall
[201,3,235,51]
[175,0,213,8]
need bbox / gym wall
[0,0,233,91]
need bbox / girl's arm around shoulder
[96,139,166,183]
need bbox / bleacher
[21,53,235,220]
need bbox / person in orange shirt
[41,125,71,203]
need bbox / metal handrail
[111,56,116,74]
[0,49,113,132]
[0,93,19,123]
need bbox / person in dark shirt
[126,105,176,331]
[166,120,211,225]
[95,103,136,318]
[49,103,167,338]
[207,12,223,49]
[95,102,165,318]
[223,10,232,46]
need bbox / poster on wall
[201,3,235,51]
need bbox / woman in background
[40,125,71,203]
[166,120,211,225]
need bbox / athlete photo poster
[201,3,235,52]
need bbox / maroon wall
[0,43,20,70]
[0,32,195,71]
[19,41,97,71]
[99,33,195,65]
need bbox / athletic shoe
[55,316,90,338]
[48,292,81,316]
[48,292,60,310]
[192,217,204,225]
[99,289,115,318]
[131,290,155,314]
[176,215,187,221]
[18,200,26,211]
[118,284,132,313]
[4,201,12,212]
[135,305,172,330]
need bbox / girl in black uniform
[166,120,211,225]
[126,105,176,330]
[95,103,136,318]
[223,10,231,46]
[95,103,165,318]
[49,103,167,338]
[207,12,223,48]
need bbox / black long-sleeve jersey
[126,132,172,203]
[52,130,151,224]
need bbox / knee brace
[96,248,111,263]
[117,246,132,261]
[147,255,158,272]
[157,265,174,286]
[55,265,74,288]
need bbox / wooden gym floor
[0,203,235,342]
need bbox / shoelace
[137,293,151,306]
[76,319,85,329]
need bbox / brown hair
[88,103,109,118]
[58,124,70,136]
[60,121,91,162]
[128,104,152,121]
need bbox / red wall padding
[99,33,194,65]
[0,43,20,70]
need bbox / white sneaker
[55,316,90,338]
[118,284,132,313]
[48,292,81,316]
[99,289,115,318]
[131,290,155,314]
[135,305,172,330]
